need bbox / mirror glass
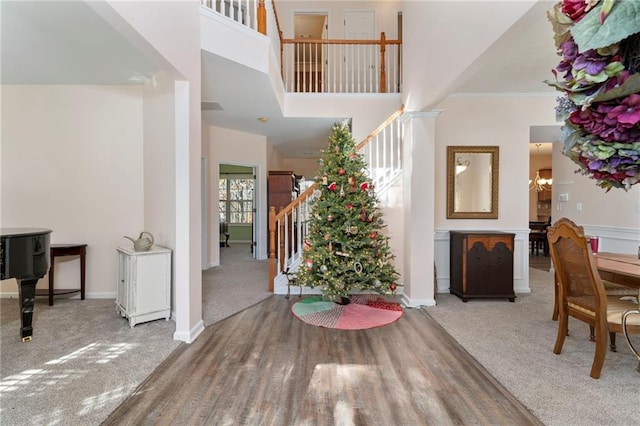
[447,146,499,219]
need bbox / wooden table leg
[80,249,86,300]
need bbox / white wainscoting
[581,224,640,255]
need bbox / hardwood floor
[104,296,542,425]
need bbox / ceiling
[1,1,561,157]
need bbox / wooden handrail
[272,0,283,41]
[281,38,402,46]
[268,105,405,290]
[272,182,316,223]
[356,104,405,151]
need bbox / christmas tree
[296,121,400,302]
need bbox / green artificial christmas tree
[297,121,400,302]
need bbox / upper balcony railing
[281,34,402,94]
[201,0,402,94]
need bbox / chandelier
[529,170,552,192]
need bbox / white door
[343,11,375,92]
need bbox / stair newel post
[257,0,267,35]
[278,207,286,271]
[379,32,387,93]
[269,206,276,291]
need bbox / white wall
[1,85,144,297]
[551,141,640,253]
[433,94,558,294]
[276,0,401,40]
[143,70,177,248]
[281,158,319,179]
[402,0,535,111]
[284,94,401,143]
[206,125,268,268]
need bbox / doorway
[529,141,553,271]
[219,164,256,262]
[294,12,328,92]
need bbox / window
[219,177,254,224]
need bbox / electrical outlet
[576,202,582,212]
[558,193,569,202]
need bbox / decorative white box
[116,245,171,327]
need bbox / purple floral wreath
[547,0,640,191]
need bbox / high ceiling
[1,1,561,156]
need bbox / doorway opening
[219,163,256,262]
[294,12,328,92]
[529,140,553,271]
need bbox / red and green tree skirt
[296,122,400,302]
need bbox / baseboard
[173,319,204,344]
[0,292,116,299]
[401,293,435,308]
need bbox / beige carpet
[426,267,640,426]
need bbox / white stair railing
[281,35,402,94]
[200,0,257,30]
[201,1,402,94]
[356,106,405,192]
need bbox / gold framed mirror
[446,146,499,219]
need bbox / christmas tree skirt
[291,294,402,330]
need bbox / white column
[401,111,441,307]
[173,81,204,343]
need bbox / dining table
[594,252,640,290]
[594,252,640,368]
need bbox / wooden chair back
[547,218,608,378]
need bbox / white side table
[116,245,171,327]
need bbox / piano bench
[36,243,87,306]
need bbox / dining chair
[547,217,640,379]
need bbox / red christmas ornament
[346,203,354,209]
[360,182,369,191]
[390,283,397,291]
[369,232,377,239]
[338,168,345,175]
[328,182,337,191]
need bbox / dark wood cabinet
[267,171,298,213]
[449,231,515,302]
[267,171,300,254]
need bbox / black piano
[1,228,52,342]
